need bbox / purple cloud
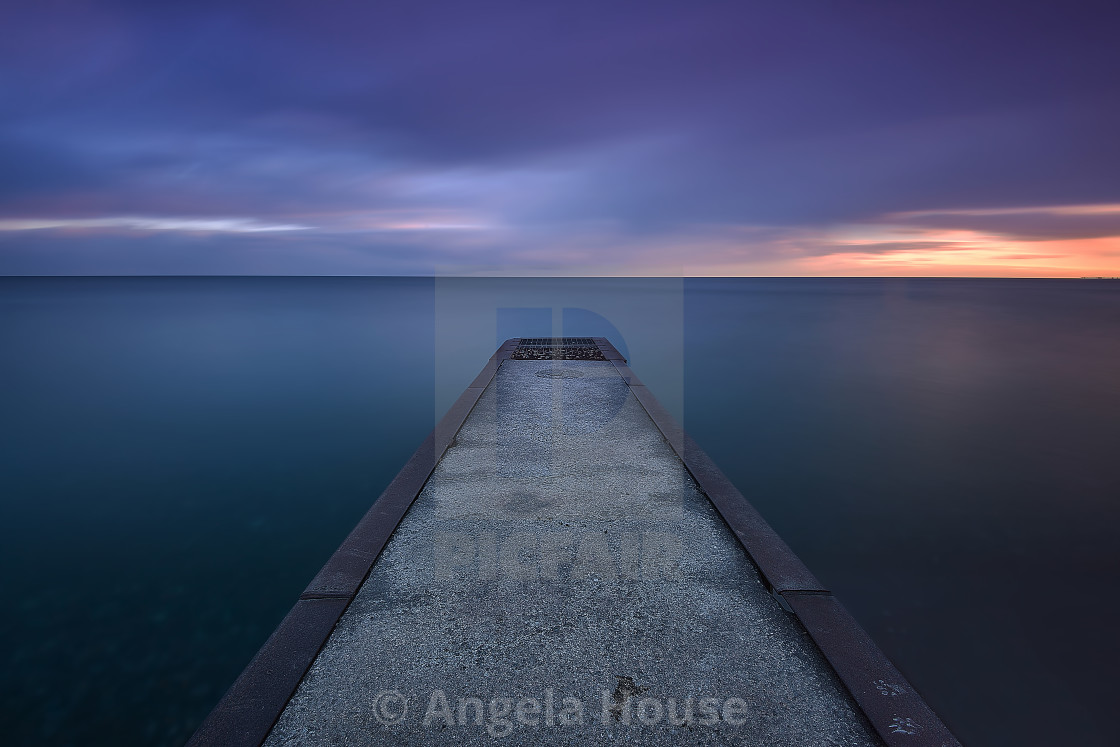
[2,0,1119,274]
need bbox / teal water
[1,277,1118,746]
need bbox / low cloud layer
[2,1,1119,275]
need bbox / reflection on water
[1,277,1117,746]
[685,278,1120,747]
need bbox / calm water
[1,277,1118,746]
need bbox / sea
[1,276,1117,746]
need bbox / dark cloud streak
[2,0,1119,273]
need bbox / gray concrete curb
[190,337,960,747]
[186,339,519,747]
[592,337,960,747]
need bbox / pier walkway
[190,338,958,746]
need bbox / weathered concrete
[264,360,883,745]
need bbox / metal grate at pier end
[511,337,607,360]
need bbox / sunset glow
[797,234,1120,277]
[2,2,1118,276]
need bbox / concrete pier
[190,338,959,746]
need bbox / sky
[1,0,1119,276]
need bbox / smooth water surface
[0,277,436,744]
[1,277,1117,746]
[684,278,1120,747]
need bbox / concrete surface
[264,360,883,746]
